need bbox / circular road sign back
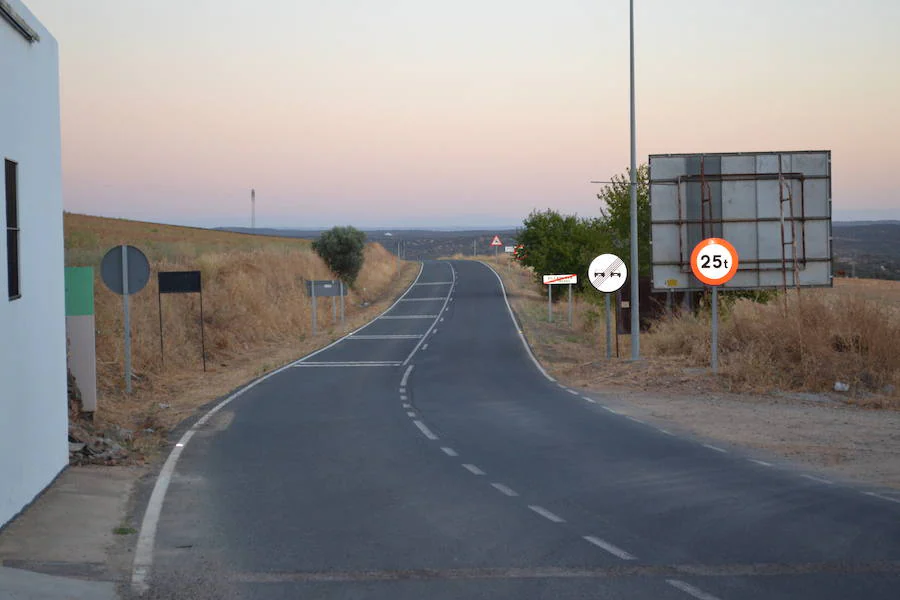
[690,237,739,286]
[588,253,627,293]
[100,245,151,295]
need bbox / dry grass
[65,213,416,458]
[477,254,900,406]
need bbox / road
[134,260,900,599]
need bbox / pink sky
[26,0,900,228]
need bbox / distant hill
[832,221,900,279]
[216,220,900,279]
[217,227,520,260]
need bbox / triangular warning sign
[490,235,503,246]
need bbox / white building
[0,0,67,528]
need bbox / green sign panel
[65,267,94,316]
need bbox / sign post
[306,279,349,334]
[490,235,503,257]
[100,245,150,393]
[690,237,739,373]
[542,274,578,324]
[588,254,628,359]
[157,271,206,371]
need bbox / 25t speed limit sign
[690,237,739,286]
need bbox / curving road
[134,260,900,599]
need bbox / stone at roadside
[834,381,850,392]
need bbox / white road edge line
[703,443,727,453]
[801,474,833,485]
[528,505,566,523]
[130,262,429,595]
[400,365,414,388]
[626,416,645,424]
[400,297,445,301]
[413,420,439,441]
[441,447,458,457]
[602,406,619,414]
[491,482,519,497]
[402,263,455,367]
[462,464,485,475]
[657,428,674,436]
[749,459,772,467]
[567,389,579,396]
[583,536,636,560]
[666,579,722,600]
[481,262,556,383]
[863,491,900,504]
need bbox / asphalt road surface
[134,260,900,599]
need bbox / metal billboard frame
[649,150,832,292]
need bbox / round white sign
[690,237,739,286]
[588,253,627,293]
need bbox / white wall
[0,0,67,528]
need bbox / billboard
[649,150,832,291]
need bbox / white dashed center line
[583,536,636,560]
[666,579,722,600]
[581,396,596,403]
[491,483,519,497]
[703,443,727,453]
[528,505,566,523]
[422,343,429,350]
[406,411,416,418]
[567,389,579,396]
[462,464,485,476]
[413,420,438,441]
[749,459,772,467]
[602,406,619,414]
[440,447,458,457]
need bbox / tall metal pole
[605,293,612,359]
[629,0,640,360]
[251,188,256,229]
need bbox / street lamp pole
[628,0,640,360]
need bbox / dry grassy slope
[477,255,900,405]
[64,213,417,458]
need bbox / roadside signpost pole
[122,246,132,394]
[199,283,207,372]
[311,282,317,335]
[548,284,552,323]
[332,293,337,324]
[158,287,164,367]
[340,280,345,326]
[568,283,573,327]
[605,293,612,359]
[711,286,719,373]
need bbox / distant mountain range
[217,220,900,280]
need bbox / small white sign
[504,246,515,253]
[588,254,627,293]
[543,274,578,285]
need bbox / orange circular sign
[690,237,739,286]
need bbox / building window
[5,159,19,300]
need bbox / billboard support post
[568,283,573,327]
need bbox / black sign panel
[159,271,202,294]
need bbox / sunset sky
[26,0,900,228]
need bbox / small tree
[312,226,367,286]
[516,209,609,297]
[596,164,651,275]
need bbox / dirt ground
[482,256,900,491]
